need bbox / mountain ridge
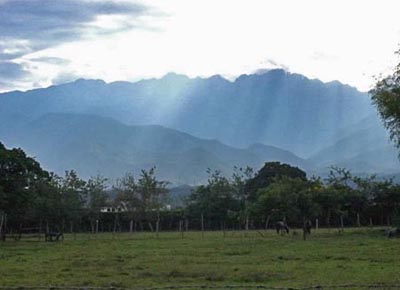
[0,112,310,184]
[1,69,398,181]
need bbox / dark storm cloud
[0,0,148,47]
[0,0,151,89]
[0,61,30,80]
[30,57,71,65]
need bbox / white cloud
[2,0,400,92]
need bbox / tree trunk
[95,219,99,234]
[18,223,22,241]
[39,219,42,240]
[156,212,160,238]
[356,212,361,227]
[148,222,154,232]
[201,213,204,238]
[265,214,271,230]
[0,214,4,241]
[129,220,134,233]
[113,214,118,233]
[340,215,344,230]
[303,219,307,241]
[315,218,319,231]
[245,215,249,231]
[179,220,184,239]
[326,211,331,228]
[369,217,373,227]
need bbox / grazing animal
[303,219,312,234]
[276,221,289,235]
[302,219,313,240]
[45,232,64,242]
[387,228,400,238]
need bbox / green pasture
[0,228,399,289]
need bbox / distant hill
[0,69,372,156]
[0,113,309,184]
[309,114,400,175]
[1,70,399,179]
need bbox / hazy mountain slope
[309,114,400,174]
[246,143,312,169]
[0,70,372,156]
[0,113,308,184]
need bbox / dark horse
[303,219,312,234]
[45,231,64,242]
[276,221,289,235]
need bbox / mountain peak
[161,72,190,81]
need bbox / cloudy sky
[0,0,399,92]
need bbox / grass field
[0,228,399,289]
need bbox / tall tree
[115,172,139,232]
[86,175,108,233]
[0,142,53,239]
[136,167,169,232]
[245,162,307,201]
[371,49,400,150]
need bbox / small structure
[100,203,128,213]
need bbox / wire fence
[1,284,400,290]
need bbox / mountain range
[0,69,398,184]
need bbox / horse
[45,231,64,242]
[303,219,312,234]
[276,221,289,235]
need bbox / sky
[0,0,400,93]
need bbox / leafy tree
[371,49,400,151]
[372,179,400,226]
[56,170,87,231]
[253,177,320,228]
[231,166,254,229]
[86,175,108,233]
[0,142,51,226]
[186,169,239,229]
[245,162,307,201]
[136,167,169,232]
[325,167,354,229]
[115,172,139,232]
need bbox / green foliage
[1,141,400,232]
[86,175,108,225]
[371,49,400,151]
[245,162,307,201]
[185,169,240,222]
[115,167,169,222]
[0,141,52,222]
[252,177,321,224]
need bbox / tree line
[1,141,399,241]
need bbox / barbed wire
[0,284,400,290]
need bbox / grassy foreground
[0,228,399,288]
